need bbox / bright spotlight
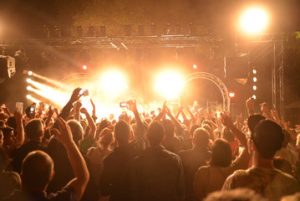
[154,70,184,100]
[82,65,88,70]
[26,94,32,99]
[252,94,257,99]
[26,78,32,83]
[253,85,257,91]
[239,6,270,35]
[192,64,198,69]
[28,71,33,76]
[229,92,235,98]
[26,86,33,91]
[253,77,258,82]
[99,70,128,97]
[252,69,257,74]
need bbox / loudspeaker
[0,56,16,83]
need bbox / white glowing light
[99,70,128,97]
[154,70,185,100]
[239,6,270,35]
[229,92,235,98]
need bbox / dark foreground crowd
[1,88,300,201]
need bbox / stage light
[192,64,198,69]
[253,69,257,74]
[26,94,40,103]
[252,94,257,99]
[26,86,33,91]
[239,6,270,35]
[253,85,257,91]
[99,70,128,97]
[26,78,32,83]
[28,71,33,76]
[253,77,257,82]
[82,65,88,70]
[229,92,235,98]
[154,70,184,100]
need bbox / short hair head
[147,121,165,146]
[210,139,232,167]
[193,128,210,148]
[68,120,84,145]
[253,120,284,159]
[21,151,54,191]
[25,119,44,142]
[114,120,130,145]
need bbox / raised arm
[221,113,247,148]
[80,107,96,139]
[14,111,25,148]
[52,117,89,201]
[221,113,250,169]
[59,88,82,120]
[128,100,146,144]
[90,98,97,122]
[246,97,255,116]
[166,106,184,136]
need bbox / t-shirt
[222,167,300,201]
[2,186,73,201]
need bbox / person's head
[222,127,235,143]
[193,128,210,148]
[1,127,15,149]
[190,124,200,137]
[21,151,54,192]
[6,116,17,130]
[247,114,265,134]
[162,119,175,137]
[204,188,266,201]
[114,120,130,146]
[147,121,165,146]
[25,119,44,143]
[210,139,232,167]
[68,120,84,145]
[98,128,113,148]
[252,120,284,159]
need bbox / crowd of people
[1,87,300,201]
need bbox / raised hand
[128,100,137,113]
[14,110,23,122]
[220,113,234,128]
[70,88,83,104]
[80,107,89,114]
[51,117,74,146]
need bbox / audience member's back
[179,128,211,201]
[132,121,185,201]
[10,119,46,173]
[100,120,139,201]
